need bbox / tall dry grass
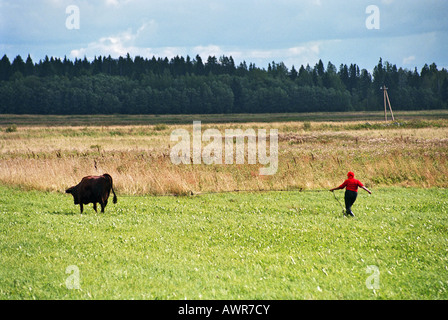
[0,121,447,195]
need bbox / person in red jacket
[330,171,371,217]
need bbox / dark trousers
[344,190,358,216]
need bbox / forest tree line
[0,53,447,115]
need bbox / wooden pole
[381,85,395,121]
[385,90,395,121]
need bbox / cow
[66,173,117,213]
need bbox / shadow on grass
[48,210,82,216]
[49,208,117,215]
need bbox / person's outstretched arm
[361,186,372,194]
[330,181,346,192]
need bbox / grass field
[1,110,447,300]
[1,185,447,299]
[1,110,448,127]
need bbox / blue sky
[1,0,447,72]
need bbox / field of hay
[0,111,447,195]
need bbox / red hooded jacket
[338,172,364,192]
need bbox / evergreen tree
[11,55,26,76]
[0,53,445,114]
[0,54,11,81]
[194,55,204,75]
[25,54,35,76]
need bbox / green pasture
[1,185,447,299]
[2,110,448,127]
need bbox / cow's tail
[112,186,118,204]
[104,173,117,204]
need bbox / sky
[1,0,447,72]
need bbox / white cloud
[104,0,132,7]
[70,30,135,58]
[402,55,416,65]
[242,43,321,67]
[70,21,158,59]
[193,45,227,59]
[70,26,323,68]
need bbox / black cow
[66,173,117,213]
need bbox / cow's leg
[100,202,105,213]
[93,203,98,213]
[80,204,84,214]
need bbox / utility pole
[380,85,395,121]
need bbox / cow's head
[65,186,79,205]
